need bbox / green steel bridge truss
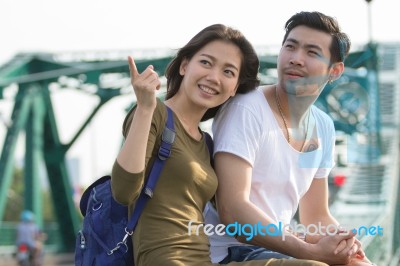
[0,43,395,258]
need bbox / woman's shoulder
[122,98,167,138]
[154,97,168,123]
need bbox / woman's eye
[225,69,235,76]
[200,59,211,65]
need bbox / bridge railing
[0,222,63,255]
[330,126,399,265]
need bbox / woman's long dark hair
[165,24,260,121]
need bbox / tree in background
[4,168,55,222]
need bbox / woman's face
[178,40,242,109]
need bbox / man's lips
[285,70,306,79]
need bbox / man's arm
[214,152,354,265]
[299,178,347,249]
[299,178,339,229]
[300,178,370,262]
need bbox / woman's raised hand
[128,56,161,110]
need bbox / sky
[1,0,399,64]
[0,0,399,186]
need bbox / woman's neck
[164,97,205,140]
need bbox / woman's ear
[230,84,239,97]
[180,58,189,76]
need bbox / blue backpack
[75,106,213,266]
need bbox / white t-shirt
[204,87,335,263]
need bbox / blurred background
[0,0,399,265]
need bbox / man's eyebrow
[305,44,323,52]
[285,38,299,45]
[286,38,323,52]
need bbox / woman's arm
[111,56,161,205]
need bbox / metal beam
[0,88,33,223]
[24,85,46,227]
[40,87,80,252]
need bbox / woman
[111,24,327,266]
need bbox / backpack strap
[144,106,175,196]
[126,105,175,233]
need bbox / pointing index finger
[128,56,139,78]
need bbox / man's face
[277,25,334,97]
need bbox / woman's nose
[206,69,221,85]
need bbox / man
[204,11,373,266]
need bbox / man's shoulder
[312,105,333,122]
[222,88,268,116]
[229,87,263,105]
[311,105,335,133]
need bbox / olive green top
[112,98,217,265]
[111,99,326,266]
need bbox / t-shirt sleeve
[212,100,262,167]
[314,115,336,178]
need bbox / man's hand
[310,231,358,265]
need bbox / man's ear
[180,58,189,75]
[329,62,344,81]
